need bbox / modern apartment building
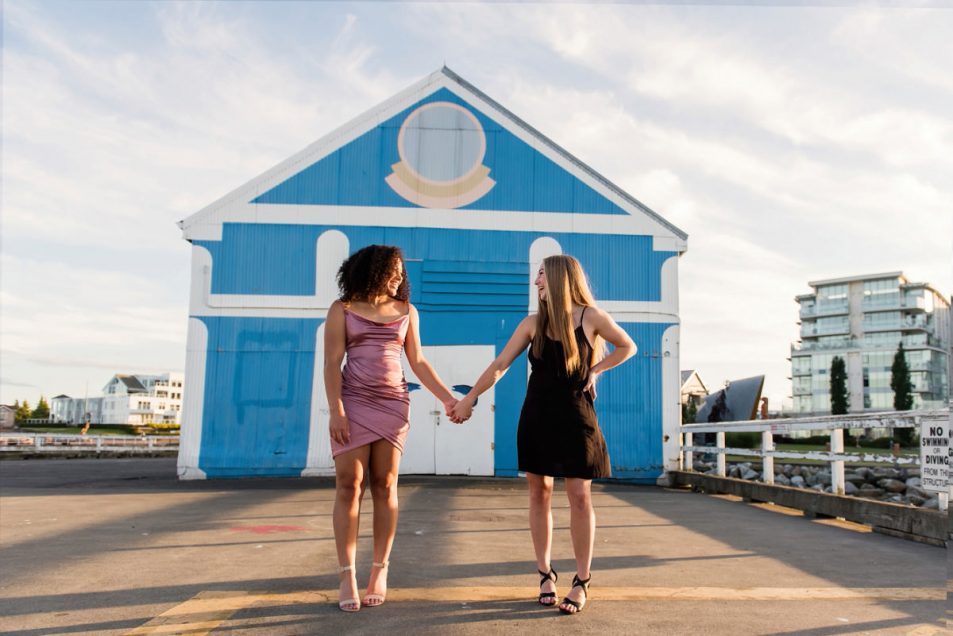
[791,272,950,415]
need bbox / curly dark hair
[337,244,410,302]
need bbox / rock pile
[690,460,938,509]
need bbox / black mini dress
[516,311,611,479]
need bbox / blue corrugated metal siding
[420,259,526,311]
[203,225,315,295]
[198,316,321,477]
[195,225,675,477]
[252,88,628,215]
[598,323,673,482]
[197,225,672,302]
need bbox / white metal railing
[0,433,179,453]
[680,409,948,510]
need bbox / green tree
[891,343,915,446]
[15,400,32,422]
[708,389,729,423]
[681,398,698,424]
[829,356,849,415]
[891,343,914,411]
[32,396,50,419]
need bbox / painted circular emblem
[385,101,495,209]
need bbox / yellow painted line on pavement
[906,626,947,636]
[127,584,943,634]
[811,517,873,533]
[367,586,942,602]
[124,591,268,636]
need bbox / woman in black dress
[451,254,636,614]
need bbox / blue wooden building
[177,68,687,482]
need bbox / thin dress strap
[577,306,593,350]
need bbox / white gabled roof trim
[179,67,687,248]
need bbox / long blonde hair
[532,255,605,375]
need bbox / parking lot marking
[124,591,259,636]
[127,582,942,635]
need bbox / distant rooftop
[801,271,948,303]
[117,375,147,393]
[808,272,904,287]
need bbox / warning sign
[920,420,950,494]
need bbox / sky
[2,0,951,413]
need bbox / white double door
[399,345,495,476]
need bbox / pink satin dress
[331,309,411,458]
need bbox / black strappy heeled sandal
[559,574,591,614]
[537,565,558,606]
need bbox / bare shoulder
[328,300,346,317]
[405,302,418,319]
[518,313,537,337]
[583,304,612,325]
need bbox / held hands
[443,397,458,422]
[449,396,473,424]
[444,397,469,425]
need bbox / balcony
[801,303,850,318]
[900,292,928,312]
[793,338,856,352]
[864,335,945,350]
[862,321,902,333]
[861,301,901,313]
[909,360,934,372]
[801,323,850,337]
[901,316,929,331]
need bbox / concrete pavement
[0,458,946,635]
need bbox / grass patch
[14,426,139,436]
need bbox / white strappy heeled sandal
[337,564,360,612]
[362,561,389,607]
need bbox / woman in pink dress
[324,244,457,612]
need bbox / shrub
[726,432,761,449]
[146,423,181,431]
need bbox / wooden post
[762,430,775,485]
[830,428,844,495]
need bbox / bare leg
[363,439,401,605]
[559,477,594,613]
[526,472,556,603]
[333,446,370,611]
